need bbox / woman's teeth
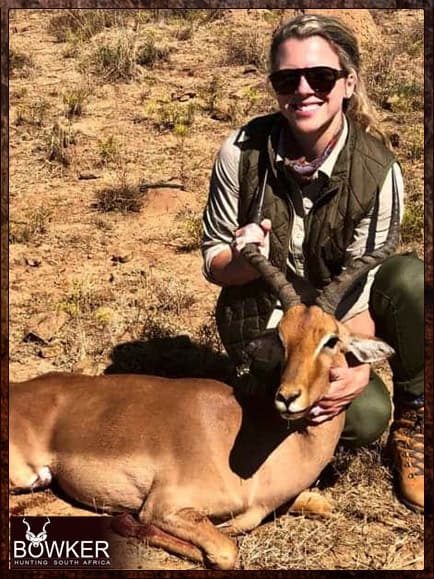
[294,103,321,111]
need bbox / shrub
[47,10,129,43]
[9,207,52,244]
[93,182,145,213]
[57,279,106,317]
[47,122,76,166]
[201,75,224,116]
[63,86,91,118]
[83,33,138,82]
[14,98,49,127]
[136,36,172,68]
[9,48,34,76]
[151,101,196,132]
[175,209,203,252]
[98,135,121,165]
[223,28,268,71]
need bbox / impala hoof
[205,539,238,570]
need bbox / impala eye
[324,336,339,349]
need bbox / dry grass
[135,35,172,68]
[93,182,145,213]
[46,10,130,43]
[237,444,423,570]
[80,31,140,83]
[148,9,225,24]
[223,28,269,71]
[62,85,92,118]
[145,100,197,133]
[50,267,201,373]
[13,97,49,127]
[97,135,121,165]
[174,208,203,252]
[46,121,76,166]
[9,47,34,76]
[9,206,52,244]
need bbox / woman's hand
[308,363,371,424]
[232,219,271,257]
[209,219,272,286]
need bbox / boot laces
[396,407,424,477]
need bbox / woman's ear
[344,71,357,99]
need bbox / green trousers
[341,253,424,448]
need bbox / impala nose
[275,389,302,413]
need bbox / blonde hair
[269,14,390,147]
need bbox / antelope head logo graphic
[22,518,50,546]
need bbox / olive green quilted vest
[216,112,396,363]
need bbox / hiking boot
[388,400,424,513]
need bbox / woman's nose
[296,74,314,94]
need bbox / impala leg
[216,506,266,535]
[111,513,204,564]
[9,456,53,495]
[287,489,334,517]
[151,507,239,570]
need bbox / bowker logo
[10,517,112,568]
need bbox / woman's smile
[290,101,324,116]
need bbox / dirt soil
[8,8,424,571]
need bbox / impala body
[9,304,393,570]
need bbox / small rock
[24,256,42,267]
[112,252,132,264]
[177,91,196,102]
[24,311,69,344]
[38,343,63,359]
[243,65,257,74]
[78,172,99,180]
[210,110,231,122]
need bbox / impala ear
[343,335,395,363]
[244,329,284,370]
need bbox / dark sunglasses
[269,67,348,95]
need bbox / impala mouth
[279,406,312,422]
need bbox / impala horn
[316,173,400,316]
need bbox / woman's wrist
[210,247,261,286]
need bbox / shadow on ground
[104,334,235,384]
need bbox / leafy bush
[150,101,196,132]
